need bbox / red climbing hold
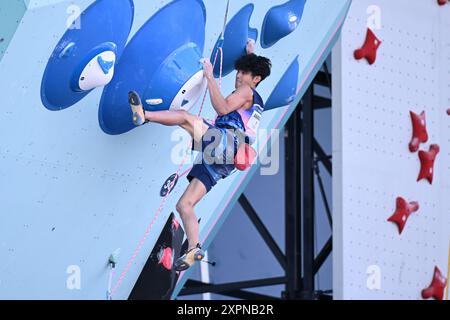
[422,266,447,300]
[417,144,440,184]
[438,0,448,6]
[409,111,428,152]
[354,28,382,65]
[234,143,257,171]
[158,247,173,271]
[387,197,419,234]
[446,108,450,115]
[172,217,180,231]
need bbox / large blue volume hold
[99,0,206,135]
[40,0,134,110]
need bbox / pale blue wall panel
[0,0,350,299]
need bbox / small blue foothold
[97,55,114,75]
[181,99,189,107]
[59,42,76,59]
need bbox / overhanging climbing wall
[333,0,450,300]
[0,0,350,299]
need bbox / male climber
[128,42,271,271]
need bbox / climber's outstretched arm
[202,60,252,115]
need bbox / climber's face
[235,70,261,89]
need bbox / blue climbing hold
[40,0,134,111]
[69,42,117,93]
[99,0,207,135]
[211,4,258,78]
[261,0,307,49]
[265,56,299,111]
[181,99,190,107]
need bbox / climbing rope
[446,238,450,300]
[107,2,229,299]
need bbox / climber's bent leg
[176,178,206,249]
[174,178,207,271]
[145,110,209,143]
[129,91,209,142]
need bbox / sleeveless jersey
[214,88,264,145]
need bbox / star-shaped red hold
[354,28,382,65]
[387,197,419,234]
[422,266,447,300]
[417,144,440,184]
[409,111,428,152]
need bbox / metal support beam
[239,194,287,270]
[313,96,331,109]
[322,62,332,91]
[313,70,331,88]
[284,100,302,299]
[313,236,332,275]
[313,139,332,175]
[299,122,332,175]
[314,159,333,227]
[179,59,334,301]
[301,85,315,299]
[179,277,286,296]
[217,290,281,300]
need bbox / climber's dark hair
[234,53,272,87]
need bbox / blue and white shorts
[187,119,242,193]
